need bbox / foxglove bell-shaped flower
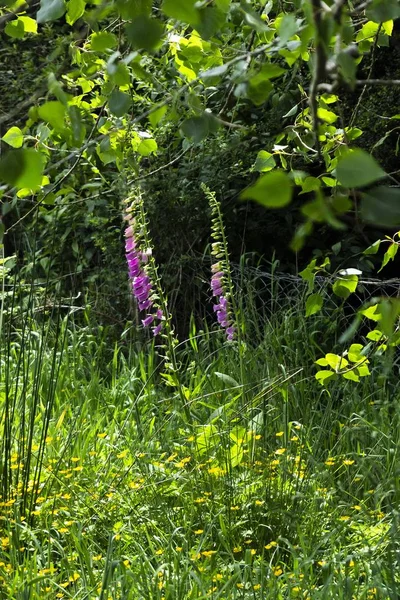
[210,269,235,341]
[203,185,236,342]
[124,213,164,336]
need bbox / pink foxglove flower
[204,184,236,342]
[124,214,163,336]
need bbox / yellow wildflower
[264,541,277,550]
[275,448,286,455]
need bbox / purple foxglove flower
[126,251,137,262]
[212,286,223,297]
[139,299,152,311]
[125,225,133,238]
[156,309,163,320]
[135,291,151,304]
[211,278,223,290]
[226,326,235,341]
[133,275,150,288]
[217,309,227,324]
[142,315,154,327]
[128,258,141,278]
[219,296,228,309]
[125,238,136,252]
[129,265,141,279]
[211,271,224,281]
[152,323,162,336]
[133,281,151,297]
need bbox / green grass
[0,286,399,600]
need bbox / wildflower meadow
[1,0,400,598]
[0,183,399,599]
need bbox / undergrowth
[0,271,399,600]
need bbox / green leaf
[317,107,338,124]
[299,260,316,293]
[324,353,349,370]
[230,442,244,467]
[37,0,66,23]
[360,304,381,321]
[125,15,164,51]
[366,329,384,341]
[254,151,276,172]
[162,0,199,25]
[332,274,358,299]
[214,372,239,388]
[66,0,85,25]
[356,20,381,42]
[2,126,23,148]
[361,186,400,227]
[337,50,357,84]
[68,106,85,145]
[116,0,151,18]
[242,6,271,32]
[346,127,363,141]
[48,73,69,106]
[315,370,337,386]
[137,138,158,156]
[300,177,321,194]
[149,105,167,128]
[240,171,293,208]
[277,14,298,45]
[5,18,25,38]
[181,113,219,144]
[331,194,352,214]
[215,0,230,10]
[108,62,130,86]
[248,68,274,105]
[305,293,323,317]
[336,149,386,188]
[108,90,132,117]
[356,363,370,377]
[348,343,365,363]
[91,32,118,52]
[96,138,117,165]
[0,149,46,191]
[343,370,360,382]
[197,6,226,40]
[366,0,400,22]
[20,16,38,32]
[181,117,208,143]
[290,221,313,252]
[261,64,287,79]
[379,242,398,272]
[378,298,400,336]
[364,240,381,255]
[38,101,66,132]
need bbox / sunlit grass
[0,290,399,599]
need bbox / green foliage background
[1,0,400,333]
